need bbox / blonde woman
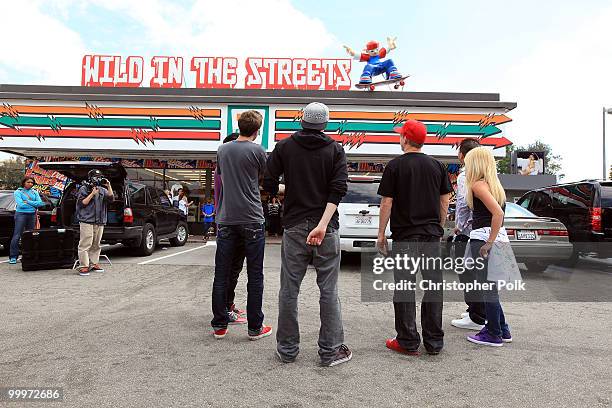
[464,147,516,347]
[520,153,539,176]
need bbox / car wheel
[524,261,547,273]
[137,223,156,256]
[169,222,188,247]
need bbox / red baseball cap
[366,40,379,51]
[393,120,427,145]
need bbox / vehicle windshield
[505,202,536,218]
[0,193,14,210]
[342,181,380,204]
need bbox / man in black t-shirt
[377,120,452,356]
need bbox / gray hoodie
[76,185,113,225]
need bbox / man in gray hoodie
[75,169,114,276]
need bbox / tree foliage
[0,157,26,190]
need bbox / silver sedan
[445,202,574,272]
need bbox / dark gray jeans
[277,220,344,364]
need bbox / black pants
[393,235,444,353]
[226,238,245,311]
[453,234,486,325]
[269,216,281,235]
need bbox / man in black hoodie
[264,102,352,367]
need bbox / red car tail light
[589,207,602,232]
[537,229,569,236]
[50,208,57,224]
[123,208,134,225]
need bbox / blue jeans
[10,212,36,258]
[211,223,265,333]
[470,239,510,338]
[361,59,398,80]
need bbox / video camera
[82,169,109,191]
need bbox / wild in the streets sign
[81,55,352,90]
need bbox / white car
[339,176,391,253]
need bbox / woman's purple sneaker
[467,328,503,347]
[502,329,512,343]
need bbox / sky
[0,0,611,181]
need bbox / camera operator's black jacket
[76,185,113,225]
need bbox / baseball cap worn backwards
[394,120,427,145]
[301,102,329,131]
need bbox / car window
[343,182,380,204]
[601,185,612,208]
[530,191,552,212]
[517,193,532,209]
[147,187,161,205]
[0,193,15,210]
[130,184,146,205]
[551,184,593,209]
[157,189,172,207]
[505,202,536,218]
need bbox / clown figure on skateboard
[344,37,402,85]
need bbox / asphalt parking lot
[1,241,611,407]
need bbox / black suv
[39,162,189,256]
[517,180,612,265]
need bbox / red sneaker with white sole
[386,338,420,356]
[248,325,273,341]
[229,303,246,316]
[213,328,228,339]
[228,311,247,325]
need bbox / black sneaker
[275,350,296,364]
[321,344,352,367]
[90,264,105,273]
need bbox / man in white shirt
[451,138,486,330]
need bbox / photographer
[75,169,114,276]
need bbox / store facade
[0,84,516,231]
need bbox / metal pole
[604,107,607,180]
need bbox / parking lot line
[138,244,208,265]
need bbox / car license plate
[355,215,372,225]
[354,241,376,247]
[516,230,537,240]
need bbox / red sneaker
[213,328,228,339]
[248,325,273,341]
[228,311,247,325]
[386,338,420,356]
[230,303,246,316]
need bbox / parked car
[39,162,189,256]
[338,176,391,253]
[0,190,56,253]
[444,202,574,272]
[517,180,612,265]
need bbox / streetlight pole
[605,108,612,180]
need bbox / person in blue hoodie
[9,177,45,264]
